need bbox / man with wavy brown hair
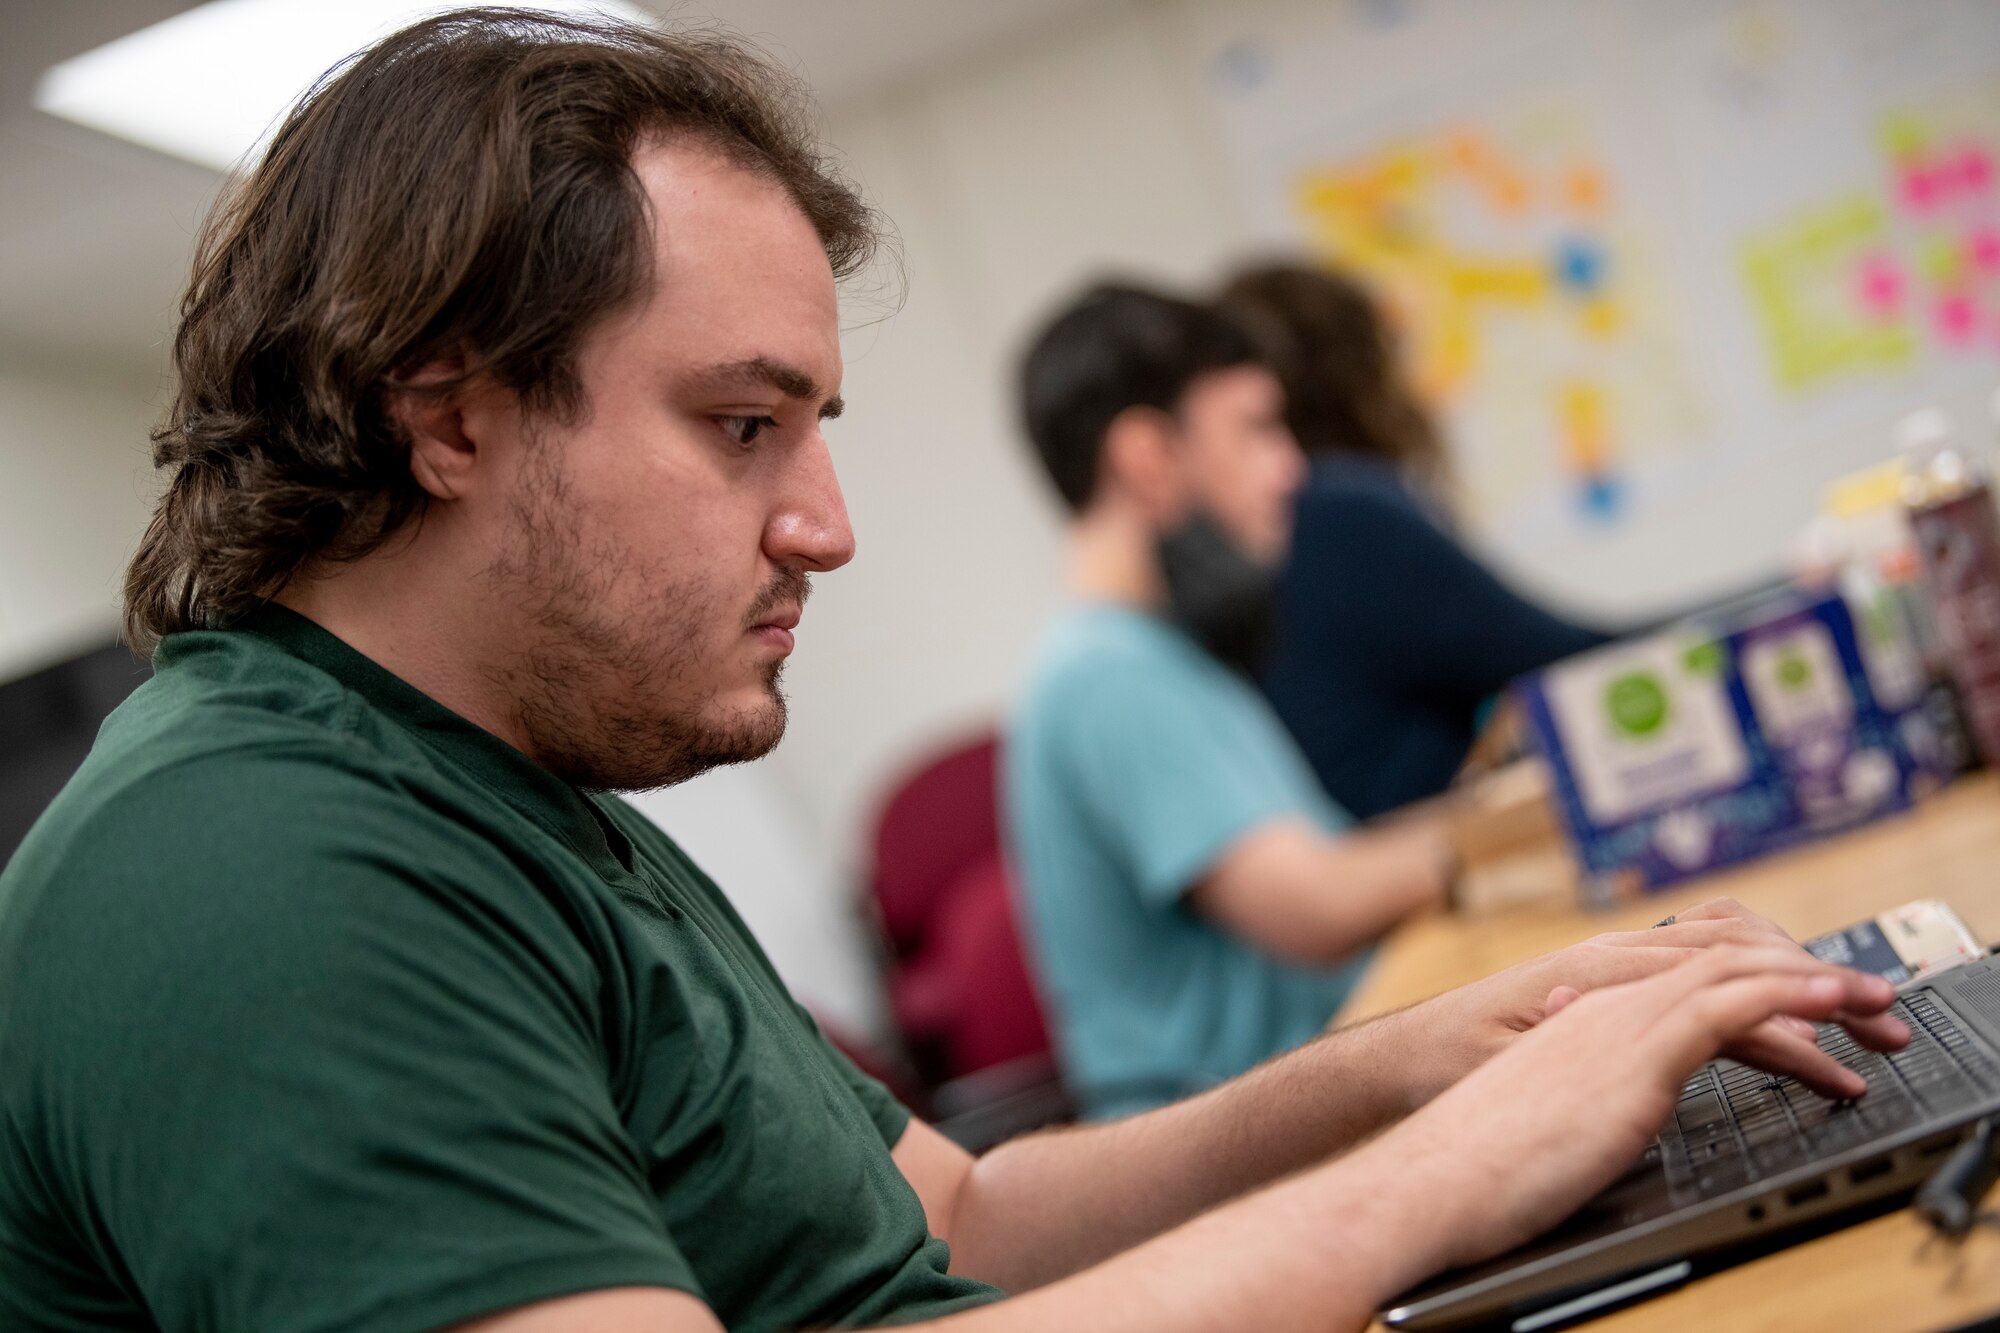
[0,9,1906,1333]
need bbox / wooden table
[1351,773,2000,1333]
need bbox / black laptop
[1381,953,2000,1331]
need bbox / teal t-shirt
[1005,605,1372,1119]
[0,606,1002,1333]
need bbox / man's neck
[273,535,539,761]
[1067,507,1165,611]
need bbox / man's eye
[718,415,778,447]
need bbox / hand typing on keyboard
[1391,896,1913,1108]
[1337,944,1909,1276]
[1665,992,1999,1200]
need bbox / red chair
[862,731,1070,1148]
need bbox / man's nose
[766,431,856,573]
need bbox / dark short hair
[1017,283,1261,513]
[1215,262,1446,492]
[124,7,879,653]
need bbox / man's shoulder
[84,627,411,782]
[5,727,428,933]
[30,637,418,847]
[0,706,590,1090]
[1010,606,1273,808]
[1020,606,1213,715]
[0,641,507,957]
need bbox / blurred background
[5,0,2000,1051]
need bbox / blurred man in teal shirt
[1007,286,1456,1118]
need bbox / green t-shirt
[0,606,1002,1333]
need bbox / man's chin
[545,681,788,793]
[687,681,790,766]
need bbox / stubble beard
[484,442,795,793]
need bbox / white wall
[0,360,161,680]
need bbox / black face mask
[1155,511,1281,677]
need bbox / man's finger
[1598,917,1790,953]
[1721,1021,1868,1100]
[1671,898,1787,935]
[1650,971,1886,1085]
[1832,1007,1913,1051]
[1545,985,1583,1019]
[1650,943,1909,1050]
[1651,944,1896,1004]
[1596,919,1746,949]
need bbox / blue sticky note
[1555,236,1607,294]
[1580,474,1623,519]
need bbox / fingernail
[1807,976,1845,1001]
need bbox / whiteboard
[1182,0,2000,615]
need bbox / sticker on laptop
[1804,898,1986,986]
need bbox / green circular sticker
[1775,651,1812,691]
[1605,671,1670,737]
[1682,640,1724,677]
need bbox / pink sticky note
[1937,294,1979,344]
[1961,145,1994,194]
[1857,253,1905,315]
[1901,166,1938,212]
[1971,227,2000,275]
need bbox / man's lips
[749,604,801,653]
[751,605,801,632]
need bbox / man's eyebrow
[689,356,844,420]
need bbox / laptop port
[1784,1180,1829,1208]
[1917,1138,1957,1159]
[1746,1204,1766,1222]
[1848,1157,1893,1186]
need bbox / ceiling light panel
[36,0,656,173]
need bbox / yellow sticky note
[1739,195,1915,391]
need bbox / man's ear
[387,354,479,501]
[1100,405,1186,522]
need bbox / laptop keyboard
[1661,992,2000,1201]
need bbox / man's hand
[1351,945,1906,1276]
[1383,897,1912,1109]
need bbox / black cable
[1915,1118,2000,1240]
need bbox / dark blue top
[1262,457,1610,819]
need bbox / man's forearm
[1309,821,1452,954]
[945,1000,1447,1293]
[1191,819,1450,968]
[923,1132,1451,1333]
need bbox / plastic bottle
[1900,407,2000,767]
[1816,467,1926,702]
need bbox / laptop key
[1741,1118,1791,1148]
[1677,1092,1726,1130]
[1751,1138,1810,1174]
[1807,1109,1872,1152]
